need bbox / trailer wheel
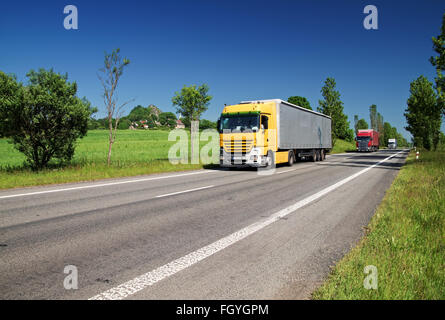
[321,149,325,161]
[311,149,317,162]
[287,151,294,166]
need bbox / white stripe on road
[275,169,296,175]
[0,170,215,200]
[155,185,215,198]
[89,150,405,300]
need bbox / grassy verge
[0,130,215,189]
[330,139,356,154]
[312,150,444,299]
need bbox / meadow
[0,129,355,189]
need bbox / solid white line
[0,170,215,200]
[89,150,404,300]
[155,185,214,198]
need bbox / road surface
[0,150,408,299]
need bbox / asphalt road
[0,149,409,299]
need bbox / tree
[128,105,151,122]
[172,84,212,124]
[369,104,377,131]
[159,112,177,128]
[377,112,385,146]
[404,75,441,150]
[199,119,217,130]
[430,13,445,117]
[98,48,132,166]
[317,77,350,145]
[356,118,369,130]
[0,69,92,170]
[287,96,312,110]
[172,84,212,160]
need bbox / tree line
[404,13,445,150]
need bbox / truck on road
[218,99,332,168]
[356,129,379,152]
[388,138,397,149]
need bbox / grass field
[313,150,445,299]
[0,129,211,189]
[331,139,356,154]
[0,130,357,189]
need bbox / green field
[0,129,211,189]
[313,150,445,299]
[330,139,356,154]
[0,130,356,189]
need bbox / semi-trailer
[218,99,332,168]
[356,129,379,152]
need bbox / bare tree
[98,48,132,166]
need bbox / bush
[0,69,92,170]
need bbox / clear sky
[1,0,444,140]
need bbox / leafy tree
[98,48,132,166]
[199,119,217,130]
[118,118,131,129]
[356,118,369,130]
[0,69,92,170]
[430,13,445,117]
[369,104,377,131]
[377,112,385,146]
[354,115,359,133]
[404,75,441,150]
[172,84,212,159]
[159,112,177,128]
[172,84,212,124]
[317,77,350,145]
[287,96,312,110]
[128,105,151,122]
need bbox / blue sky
[1,0,444,139]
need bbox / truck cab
[356,129,379,152]
[218,102,275,167]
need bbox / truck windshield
[356,136,370,141]
[220,115,259,133]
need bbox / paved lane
[0,150,409,299]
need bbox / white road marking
[155,185,215,198]
[89,150,405,300]
[0,170,215,200]
[275,169,296,175]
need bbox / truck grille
[223,139,253,154]
[358,141,368,150]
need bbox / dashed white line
[89,150,405,300]
[155,185,215,198]
[275,169,296,175]
[0,170,216,200]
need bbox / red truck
[356,129,379,152]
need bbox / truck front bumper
[219,148,266,167]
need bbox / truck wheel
[311,150,317,162]
[287,151,294,166]
[321,149,325,161]
[266,151,275,169]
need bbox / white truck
[388,138,397,149]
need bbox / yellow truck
[218,99,332,168]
